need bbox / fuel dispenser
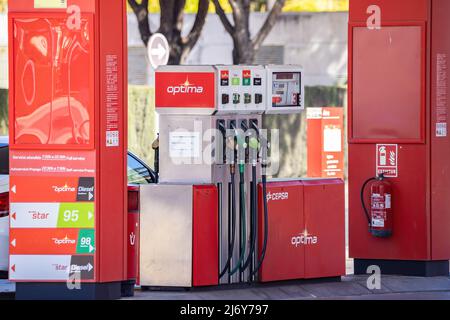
[8,0,128,299]
[139,65,346,287]
[349,0,450,276]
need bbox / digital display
[272,72,302,108]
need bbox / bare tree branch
[128,0,152,46]
[184,0,210,49]
[212,0,234,35]
[252,0,286,50]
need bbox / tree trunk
[232,36,256,65]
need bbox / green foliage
[0,0,6,13]
[128,85,157,167]
[0,89,7,135]
[127,0,348,13]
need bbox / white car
[0,136,9,273]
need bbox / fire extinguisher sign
[376,144,398,178]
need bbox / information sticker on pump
[376,144,398,178]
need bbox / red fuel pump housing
[258,179,345,283]
[348,0,450,276]
[8,0,128,298]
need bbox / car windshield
[127,153,153,185]
[0,146,8,175]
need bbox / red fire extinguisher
[361,174,393,238]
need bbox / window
[127,153,154,185]
[0,146,8,175]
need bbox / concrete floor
[125,274,450,300]
[2,273,450,300]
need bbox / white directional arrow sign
[148,33,170,70]
[151,43,167,60]
[11,239,16,247]
[88,192,94,201]
[11,185,16,194]
[88,211,94,220]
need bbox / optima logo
[167,78,204,95]
[291,230,318,247]
[52,184,75,193]
[52,236,76,246]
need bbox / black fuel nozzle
[238,120,249,166]
[152,134,160,183]
[217,120,227,165]
[259,131,270,175]
[377,173,386,181]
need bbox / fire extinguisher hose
[360,177,377,228]
[219,169,237,279]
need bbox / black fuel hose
[229,169,247,275]
[219,171,237,279]
[241,165,258,276]
[251,173,269,278]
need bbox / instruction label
[376,144,398,178]
[169,132,201,158]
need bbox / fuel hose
[219,167,237,279]
[241,165,258,277]
[229,164,247,276]
[251,172,268,278]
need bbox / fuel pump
[138,64,346,289]
[219,121,238,280]
[360,174,393,238]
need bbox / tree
[127,0,210,65]
[212,0,287,64]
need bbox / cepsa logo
[167,78,204,96]
[52,184,76,193]
[291,230,318,247]
[267,191,289,202]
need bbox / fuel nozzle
[152,134,160,183]
[260,131,270,175]
[217,120,227,165]
[226,120,238,174]
[237,120,248,171]
[248,119,260,167]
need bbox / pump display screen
[272,72,302,108]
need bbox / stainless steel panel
[139,184,193,287]
[159,115,215,184]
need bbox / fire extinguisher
[360,173,393,238]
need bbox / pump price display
[272,72,302,107]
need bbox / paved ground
[2,274,450,300]
[2,257,450,300]
[127,275,450,300]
